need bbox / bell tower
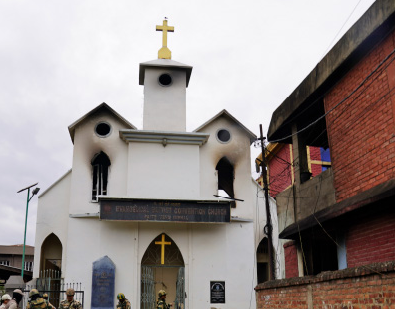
[139,19,192,132]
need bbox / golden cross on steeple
[156,19,174,59]
[155,234,171,265]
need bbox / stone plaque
[100,198,231,223]
[91,256,115,309]
[210,281,225,304]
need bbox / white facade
[33,57,280,309]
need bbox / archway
[40,233,62,275]
[141,234,185,309]
[39,233,62,307]
[256,238,269,283]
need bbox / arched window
[216,157,236,207]
[257,238,269,283]
[91,151,111,201]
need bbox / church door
[141,234,185,309]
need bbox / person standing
[26,289,50,309]
[58,289,81,309]
[0,294,11,309]
[115,293,130,309]
[156,290,172,309]
[5,289,24,309]
[42,294,55,309]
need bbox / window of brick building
[301,227,338,275]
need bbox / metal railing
[24,283,84,308]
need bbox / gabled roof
[139,59,193,87]
[68,102,136,143]
[194,109,257,144]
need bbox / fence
[24,282,84,308]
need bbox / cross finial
[156,19,174,59]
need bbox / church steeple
[156,19,174,59]
[139,20,193,132]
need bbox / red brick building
[256,143,331,198]
[256,0,395,307]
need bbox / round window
[95,122,112,137]
[158,73,172,86]
[217,129,231,143]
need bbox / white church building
[32,20,280,309]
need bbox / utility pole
[259,124,275,280]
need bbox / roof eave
[279,178,395,239]
[139,59,193,87]
[68,103,137,143]
[194,109,257,144]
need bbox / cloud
[0,0,376,245]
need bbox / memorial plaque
[91,256,115,309]
[210,281,225,304]
[100,198,231,223]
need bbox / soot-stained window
[91,151,111,201]
[216,157,236,208]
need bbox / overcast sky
[1,0,376,247]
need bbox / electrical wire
[297,219,309,276]
[273,80,395,276]
[279,0,364,130]
[256,42,395,281]
[308,177,389,277]
[303,114,395,278]
[320,0,363,59]
[269,46,395,143]
[312,214,388,278]
[265,146,294,166]
[266,46,395,200]
[309,83,395,158]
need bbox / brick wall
[256,261,395,309]
[268,144,292,197]
[324,31,395,202]
[347,211,395,268]
[310,163,322,178]
[309,146,323,178]
[284,240,299,278]
[267,144,328,197]
[309,146,321,161]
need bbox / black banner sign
[99,198,230,223]
[210,281,225,303]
